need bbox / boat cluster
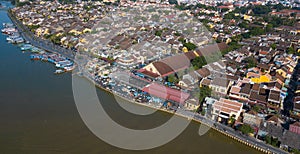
[2,22,75,74]
[2,23,24,44]
[30,53,75,74]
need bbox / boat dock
[1,21,75,74]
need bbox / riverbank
[83,72,281,154]
[7,8,286,154]
[0,6,264,154]
[7,10,75,60]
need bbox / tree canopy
[198,86,212,103]
[191,56,207,70]
[239,124,254,134]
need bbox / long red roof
[142,83,190,104]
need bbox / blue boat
[30,54,40,60]
[20,44,32,51]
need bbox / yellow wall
[250,75,271,83]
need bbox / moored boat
[21,44,33,51]
[6,35,19,42]
[30,54,41,60]
[12,37,24,44]
[1,27,17,34]
[64,65,75,72]
[54,69,65,74]
[31,47,43,53]
[2,23,14,28]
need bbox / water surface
[0,7,260,154]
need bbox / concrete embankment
[8,9,283,154]
[79,72,279,154]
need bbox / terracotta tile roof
[211,77,230,88]
[201,78,211,86]
[213,98,243,115]
[252,83,260,91]
[195,67,210,78]
[258,63,270,70]
[240,83,251,95]
[249,91,267,104]
[266,115,279,123]
[138,68,159,78]
[259,50,268,55]
[291,122,300,127]
[247,110,258,115]
[230,86,241,94]
[184,51,197,60]
[152,54,191,77]
[268,90,280,102]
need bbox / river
[0,4,261,154]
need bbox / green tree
[221,42,242,55]
[253,105,262,112]
[239,21,249,29]
[249,27,265,36]
[198,86,212,103]
[291,148,300,154]
[191,56,207,70]
[245,56,257,68]
[270,43,276,50]
[252,5,272,15]
[183,42,197,51]
[239,124,254,135]
[228,116,236,127]
[167,74,178,83]
[155,30,163,37]
[271,137,279,147]
[265,135,272,144]
[266,24,273,32]
[273,3,286,11]
[28,25,40,32]
[287,47,295,54]
[168,0,178,5]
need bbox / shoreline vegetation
[4,3,287,154]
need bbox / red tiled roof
[230,86,241,94]
[213,98,243,115]
[142,83,190,104]
[152,54,190,77]
[138,68,159,78]
[143,43,228,77]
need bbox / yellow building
[35,28,43,37]
[69,29,82,35]
[276,69,287,79]
[250,75,271,83]
[182,47,188,53]
[243,15,252,21]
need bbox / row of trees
[232,4,289,15]
[265,135,280,147]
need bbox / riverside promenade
[7,9,287,154]
[7,10,75,60]
[80,70,287,154]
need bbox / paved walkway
[7,10,75,60]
